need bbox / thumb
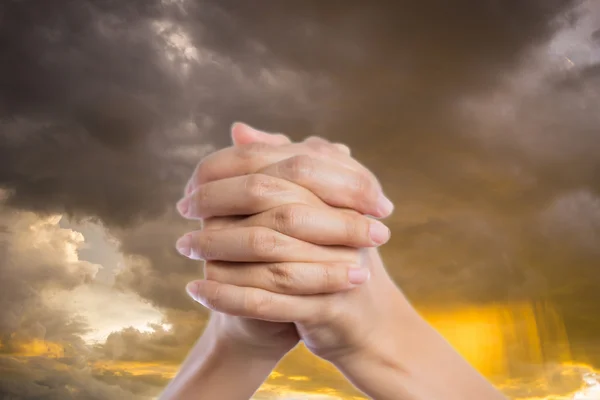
[231,122,292,146]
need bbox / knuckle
[246,290,274,315]
[343,214,362,243]
[236,142,270,160]
[317,264,335,291]
[244,174,276,203]
[196,231,217,259]
[272,204,308,234]
[247,228,278,257]
[203,283,222,310]
[349,173,378,204]
[350,173,374,193]
[305,136,334,153]
[268,263,296,291]
[194,155,220,186]
[193,185,210,215]
[283,155,315,182]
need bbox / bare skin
[159,123,507,400]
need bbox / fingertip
[368,220,391,245]
[333,143,351,155]
[269,133,293,145]
[230,121,244,132]
[230,122,255,145]
[186,281,201,301]
[348,267,370,285]
[176,233,192,258]
[176,196,191,217]
[375,193,394,218]
[231,121,290,146]
[303,136,334,154]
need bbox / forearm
[333,300,507,400]
[159,316,284,400]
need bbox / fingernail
[185,180,193,196]
[176,234,192,257]
[177,196,191,217]
[348,267,370,285]
[369,220,390,245]
[377,194,394,216]
[185,281,200,301]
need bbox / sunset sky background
[1,1,599,399]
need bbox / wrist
[160,315,288,400]
[329,297,425,399]
[327,283,418,363]
[208,313,295,362]
[330,296,506,400]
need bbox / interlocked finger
[176,226,359,263]
[204,261,369,295]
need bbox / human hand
[176,123,394,360]
[176,125,506,400]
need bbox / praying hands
[159,123,507,400]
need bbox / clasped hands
[176,123,404,361]
[164,123,508,400]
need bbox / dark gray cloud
[0,0,186,227]
[0,0,326,313]
[0,0,324,228]
[0,0,579,224]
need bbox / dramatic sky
[1,0,599,399]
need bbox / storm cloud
[0,0,599,398]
